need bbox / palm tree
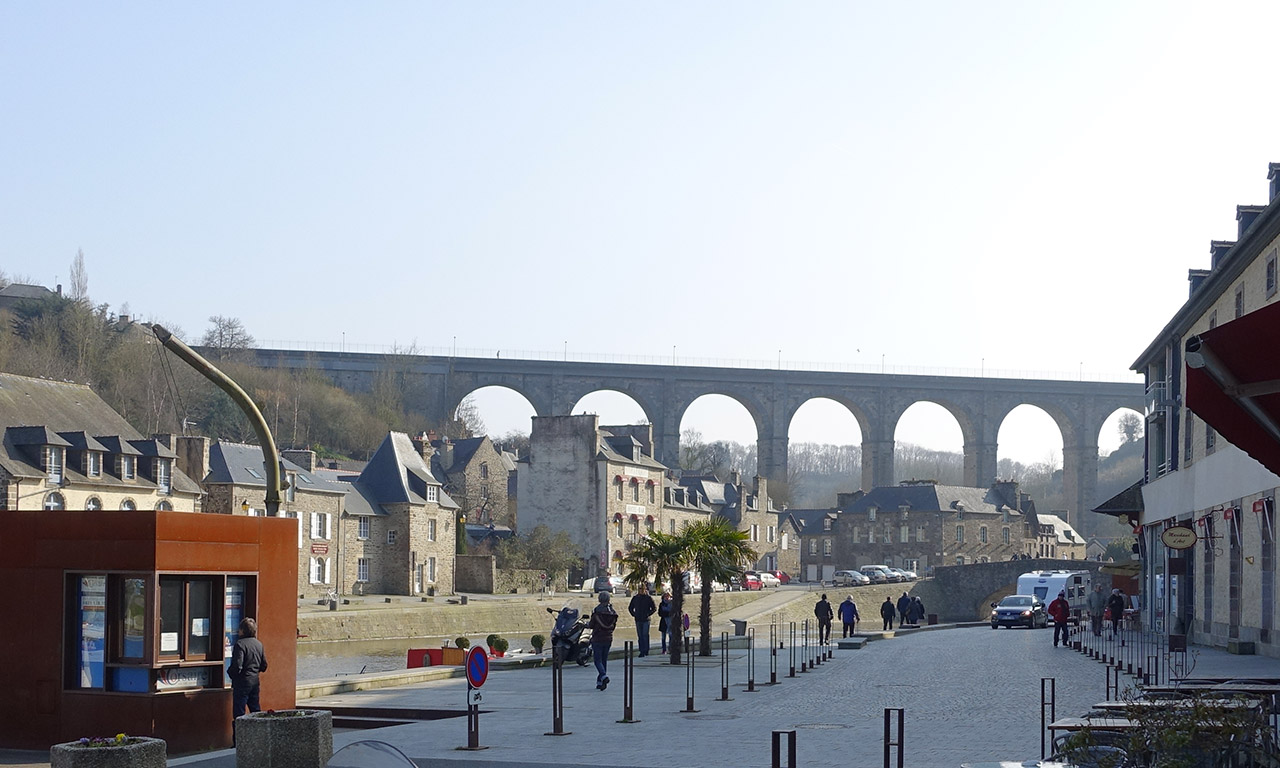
[686,518,754,656]
[619,530,692,665]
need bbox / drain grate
[793,723,851,730]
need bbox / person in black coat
[628,583,657,657]
[880,596,896,631]
[589,592,619,690]
[896,592,912,624]
[229,617,269,717]
[814,594,834,644]
[1106,589,1127,636]
[657,591,673,653]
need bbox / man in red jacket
[1048,591,1071,648]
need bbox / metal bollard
[789,621,797,678]
[544,658,570,736]
[883,707,904,768]
[747,627,757,692]
[718,632,733,701]
[680,635,699,713]
[1040,677,1056,759]
[772,729,797,768]
[801,620,811,672]
[617,641,640,724]
[769,622,778,685]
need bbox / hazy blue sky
[4,3,1279,464]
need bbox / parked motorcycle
[546,606,592,666]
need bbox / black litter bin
[927,614,938,625]
[731,619,748,636]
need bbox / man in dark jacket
[1106,589,1127,636]
[1048,591,1071,647]
[229,617,269,716]
[814,594,834,644]
[838,596,860,637]
[589,592,619,690]
[628,583,657,657]
[880,596,896,631]
[896,592,912,624]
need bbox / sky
[4,2,1280,465]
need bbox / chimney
[55,284,62,296]
[1238,205,1266,239]
[152,433,175,451]
[281,449,317,472]
[1188,268,1211,297]
[753,474,768,509]
[1210,240,1236,269]
[118,314,131,326]
[729,469,741,486]
[174,435,211,483]
[328,461,338,470]
[1270,163,1280,202]
[438,437,453,469]
[991,479,1019,507]
[411,432,436,465]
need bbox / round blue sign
[465,645,489,688]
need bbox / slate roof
[1037,513,1084,545]
[204,441,347,495]
[7,426,72,447]
[788,507,839,533]
[0,283,58,301]
[843,482,1027,519]
[597,434,666,472]
[356,432,459,510]
[57,431,110,453]
[1091,480,1143,518]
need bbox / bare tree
[200,316,255,361]
[68,249,89,303]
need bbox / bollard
[772,729,797,768]
[769,623,778,685]
[680,635,699,713]
[801,620,810,672]
[883,708,904,768]
[1040,677,1056,759]
[747,627,757,692]
[545,658,570,736]
[617,641,639,724]
[789,622,797,677]
[718,632,733,701]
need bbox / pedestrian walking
[1048,590,1070,647]
[1086,584,1107,637]
[880,596,895,631]
[910,595,926,625]
[229,617,268,717]
[896,592,912,625]
[838,595,860,637]
[589,591,618,690]
[657,591,673,653]
[628,582,656,657]
[1106,589,1127,636]
[814,593,834,644]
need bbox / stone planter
[50,737,166,768]
[235,710,332,768]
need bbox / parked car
[592,575,629,596]
[897,568,918,581]
[833,569,870,587]
[889,568,915,582]
[749,570,781,588]
[772,571,791,584]
[859,565,893,584]
[990,595,1048,629]
[742,573,763,590]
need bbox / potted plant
[235,709,333,768]
[530,634,546,654]
[492,637,509,657]
[51,734,166,768]
[486,633,500,655]
[441,636,470,665]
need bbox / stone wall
[921,559,1112,621]
[494,568,566,594]
[455,554,495,593]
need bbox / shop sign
[155,666,209,691]
[311,543,329,555]
[1161,525,1198,550]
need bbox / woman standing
[657,591,673,653]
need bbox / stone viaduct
[245,349,1144,522]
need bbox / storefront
[0,509,296,752]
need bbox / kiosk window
[159,576,216,660]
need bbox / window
[480,462,489,480]
[46,446,64,484]
[426,485,438,503]
[428,518,437,542]
[86,451,101,478]
[44,491,66,510]
[387,529,398,545]
[1002,527,1011,544]
[155,500,172,511]
[614,517,623,537]
[1235,286,1245,319]
[645,516,655,533]
[120,498,136,511]
[310,512,330,540]
[668,520,676,534]
[808,539,817,555]
[357,558,370,582]
[358,517,370,540]
[86,496,102,511]
[616,480,623,501]
[285,473,296,503]
[823,539,832,557]
[1268,251,1278,298]
[750,524,759,542]
[823,517,833,531]
[900,525,909,543]
[648,484,655,504]
[867,508,876,522]
[427,557,437,583]
[120,455,135,481]
[158,575,215,660]
[916,525,927,542]
[1185,410,1195,462]
[632,484,639,502]
[956,525,964,543]
[1206,425,1217,454]
[767,525,776,543]
[851,526,860,543]
[310,557,331,584]
[868,526,876,543]
[1209,310,1218,330]
[154,459,171,494]
[781,533,788,550]
[980,526,988,544]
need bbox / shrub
[454,636,470,649]
[530,634,546,652]
[486,633,500,648]
[493,637,509,653]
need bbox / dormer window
[154,458,172,494]
[120,455,136,481]
[867,507,877,522]
[426,485,438,503]
[86,451,101,478]
[45,446,64,484]
[822,517,833,531]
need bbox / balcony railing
[1145,381,1168,418]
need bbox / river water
[296,638,429,681]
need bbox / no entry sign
[465,645,489,688]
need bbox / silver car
[832,569,870,586]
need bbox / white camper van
[1016,570,1091,623]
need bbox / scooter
[546,606,593,666]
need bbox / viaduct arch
[246,349,1144,523]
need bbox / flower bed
[50,735,166,768]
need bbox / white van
[859,565,897,584]
[1017,570,1091,623]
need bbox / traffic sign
[467,688,483,706]
[465,645,489,688]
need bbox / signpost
[458,646,489,750]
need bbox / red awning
[1185,300,1280,476]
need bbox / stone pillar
[964,441,999,488]
[861,439,895,491]
[757,434,789,493]
[1061,443,1099,531]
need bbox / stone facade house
[677,472,786,572]
[179,439,347,599]
[0,372,201,513]
[422,433,514,528]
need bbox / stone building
[1132,161,1280,653]
[677,472,787,572]
[179,439,347,599]
[0,372,202,513]
[421,433,515,528]
[794,480,1077,581]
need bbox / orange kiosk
[0,509,296,753]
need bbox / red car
[742,573,763,590]
[772,571,791,584]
